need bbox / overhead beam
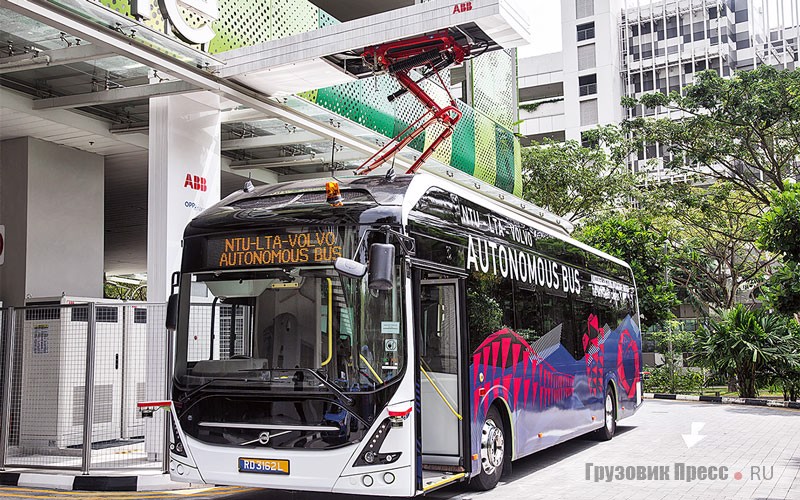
[278,170,341,182]
[221,131,324,151]
[32,80,198,110]
[221,108,268,124]
[0,43,116,74]
[229,150,364,170]
[0,86,148,150]
[221,157,279,185]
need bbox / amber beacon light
[326,181,344,207]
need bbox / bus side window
[542,291,580,360]
[572,298,593,359]
[466,272,511,354]
[513,282,542,343]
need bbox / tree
[693,305,800,398]
[768,318,800,401]
[758,181,800,315]
[759,262,800,316]
[521,126,636,224]
[644,321,702,394]
[624,66,800,206]
[662,182,775,312]
[576,213,679,329]
[758,181,800,262]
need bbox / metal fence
[0,302,170,473]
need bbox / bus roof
[190,172,631,272]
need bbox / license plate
[238,458,290,475]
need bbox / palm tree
[693,305,800,398]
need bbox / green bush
[644,365,703,394]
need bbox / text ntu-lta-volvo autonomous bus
[164,172,643,495]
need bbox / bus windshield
[176,266,404,393]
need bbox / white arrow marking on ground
[682,422,706,448]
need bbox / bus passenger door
[418,278,466,472]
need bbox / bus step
[422,464,465,473]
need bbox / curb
[0,471,202,492]
[645,393,800,409]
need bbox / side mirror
[166,293,179,331]
[368,243,395,291]
[334,257,367,279]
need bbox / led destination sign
[207,231,342,268]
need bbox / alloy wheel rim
[480,418,504,475]
[605,393,614,432]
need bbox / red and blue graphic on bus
[469,314,641,463]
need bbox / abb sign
[184,174,208,192]
[453,2,472,13]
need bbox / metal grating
[208,0,273,53]
[318,8,339,28]
[449,100,476,176]
[473,113,497,186]
[494,124,515,194]
[471,49,516,129]
[513,139,522,197]
[72,384,114,426]
[272,0,319,38]
[419,77,454,166]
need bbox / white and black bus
[163,172,643,495]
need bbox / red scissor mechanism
[354,31,474,176]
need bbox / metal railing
[0,302,170,473]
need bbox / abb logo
[453,2,472,13]
[184,174,207,192]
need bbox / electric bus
[163,171,643,496]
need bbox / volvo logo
[240,429,289,446]
[134,0,219,45]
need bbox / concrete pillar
[0,137,104,306]
[145,92,220,459]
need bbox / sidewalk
[0,468,203,492]
[645,392,800,409]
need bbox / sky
[518,3,562,58]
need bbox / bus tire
[471,406,505,491]
[596,385,616,441]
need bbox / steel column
[0,308,16,470]
[81,303,97,475]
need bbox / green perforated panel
[473,113,497,186]
[100,0,131,17]
[318,9,339,28]
[271,0,318,39]
[449,101,476,176]
[207,0,272,53]
[419,78,454,166]
[471,49,516,129]
[513,139,522,197]
[494,124,515,194]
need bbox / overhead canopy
[221,0,532,96]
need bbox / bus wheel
[596,385,616,441]
[472,406,505,490]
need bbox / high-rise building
[518,0,799,180]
